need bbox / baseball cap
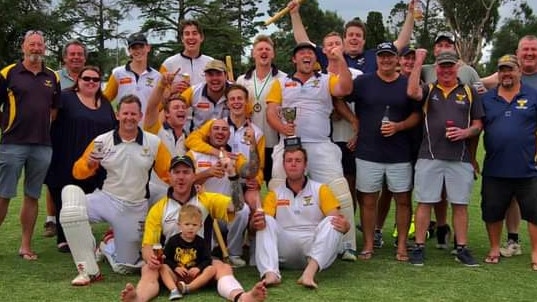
[497,54,519,69]
[127,32,148,48]
[400,46,416,56]
[204,60,227,72]
[293,42,316,55]
[170,155,195,171]
[434,32,455,44]
[376,42,398,56]
[436,51,459,65]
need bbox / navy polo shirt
[348,73,421,163]
[482,84,537,178]
[315,46,377,74]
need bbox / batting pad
[60,185,99,276]
[328,177,356,251]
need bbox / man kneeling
[250,147,350,289]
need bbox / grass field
[1,149,537,301]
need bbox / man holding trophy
[265,42,356,260]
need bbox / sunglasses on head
[80,76,101,83]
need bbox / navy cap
[170,155,195,171]
[376,42,398,56]
[293,42,316,55]
[400,46,416,56]
[127,32,148,48]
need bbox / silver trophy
[281,107,301,149]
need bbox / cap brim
[435,37,455,44]
[128,42,147,47]
[204,68,226,72]
[437,60,457,65]
[376,50,398,56]
[498,63,517,68]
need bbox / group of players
[2,0,537,300]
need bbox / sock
[507,233,519,243]
[456,244,466,250]
[46,216,56,223]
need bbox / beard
[28,53,44,63]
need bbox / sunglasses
[80,76,101,83]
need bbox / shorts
[414,159,474,205]
[481,176,537,224]
[0,144,52,199]
[335,141,356,175]
[355,158,412,193]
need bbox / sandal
[484,255,500,264]
[358,250,373,260]
[395,253,409,262]
[531,263,537,271]
[18,250,38,261]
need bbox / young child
[160,204,215,300]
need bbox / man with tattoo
[185,118,260,267]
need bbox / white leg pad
[328,177,357,251]
[60,185,99,276]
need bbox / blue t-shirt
[315,46,377,74]
[348,73,422,163]
[482,84,537,178]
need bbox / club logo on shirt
[455,93,467,104]
[302,195,314,206]
[431,94,439,101]
[141,146,151,156]
[197,161,212,168]
[309,79,320,88]
[44,80,53,88]
[146,77,155,87]
[196,102,211,110]
[516,99,528,110]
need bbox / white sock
[46,216,56,224]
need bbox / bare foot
[120,283,137,302]
[263,272,281,287]
[238,281,267,302]
[297,276,318,289]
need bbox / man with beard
[0,30,61,260]
[181,60,229,131]
[480,55,537,270]
[481,36,537,256]
[288,0,415,73]
[186,118,259,267]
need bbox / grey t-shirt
[522,73,537,89]
[421,63,480,85]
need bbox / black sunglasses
[80,76,101,83]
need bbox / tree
[364,11,387,50]
[487,1,537,73]
[55,0,129,72]
[0,0,69,67]
[438,0,505,66]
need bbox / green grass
[1,147,537,301]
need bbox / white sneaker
[229,256,246,267]
[71,271,103,286]
[113,259,145,275]
[95,241,105,262]
[499,240,522,257]
[341,250,357,262]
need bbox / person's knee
[59,185,88,224]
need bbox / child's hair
[178,204,203,223]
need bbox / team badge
[142,146,150,156]
[431,94,439,101]
[44,80,52,88]
[455,93,467,104]
[302,195,313,206]
[253,102,262,113]
[516,99,528,110]
[146,77,155,87]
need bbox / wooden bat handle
[225,55,234,82]
[264,0,306,26]
[213,219,230,260]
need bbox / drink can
[181,73,190,83]
[152,243,164,263]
